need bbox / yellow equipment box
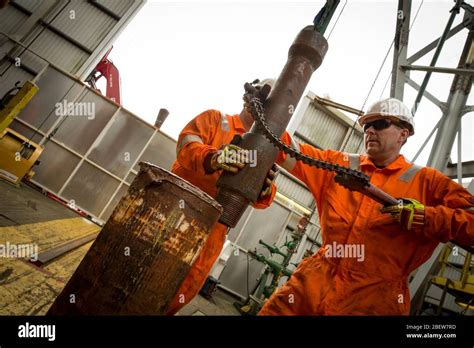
[0,128,43,185]
[0,80,39,133]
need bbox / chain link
[248,97,371,188]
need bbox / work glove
[260,164,279,198]
[243,80,272,114]
[380,198,425,231]
[204,144,248,174]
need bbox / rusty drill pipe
[47,162,222,315]
[216,25,328,227]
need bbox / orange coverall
[259,132,474,315]
[166,109,276,315]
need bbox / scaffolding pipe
[427,30,474,171]
[411,1,462,116]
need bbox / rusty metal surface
[216,26,328,227]
[47,162,222,315]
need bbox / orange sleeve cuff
[177,142,217,176]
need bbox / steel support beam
[462,105,474,113]
[411,1,463,116]
[406,23,464,64]
[401,64,474,76]
[444,160,474,179]
[410,29,474,312]
[427,30,473,171]
[390,0,411,99]
[405,76,446,111]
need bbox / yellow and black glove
[380,198,425,231]
[260,164,279,198]
[204,144,248,174]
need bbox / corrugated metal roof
[299,105,348,149]
[344,130,364,154]
[293,95,364,154]
[95,0,133,17]
[0,7,28,35]
[0,0,145,77]
[14,0,44,13]
[275,174,313,208]
[44,1,117,51]
[26,26,90,73]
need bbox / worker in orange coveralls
[257,97,474,315]
[166,79,278,315]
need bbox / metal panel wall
[95,0,136,17]
[133,132,177,172]
[290,92,365,154]
[235,202,291,251]
[61,161,122,215]
[218,249,266,300]
[53,90,117,155]
[274,173,313,209]
[0,35,174,223]
[14,66,85,133]
[345,130,365,154]
[227,207,252,243]
[218,202,292,298]
[13,0,45,13]
[87,109,155,178]
[0,6,28,34]
[299,105,348,149]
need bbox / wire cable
[340,29,400,151]
[341,2,425,152]
[327,0,348,41]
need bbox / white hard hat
[358,98,415,135]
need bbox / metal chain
[248,97,371,188]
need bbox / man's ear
[400,128,409,145]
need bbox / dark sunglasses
[363,119,403,132]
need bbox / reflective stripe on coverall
[259,132,474,315]
[166,109,276,315]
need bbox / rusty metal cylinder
[47,162,222,315]
[216,26,328,227]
